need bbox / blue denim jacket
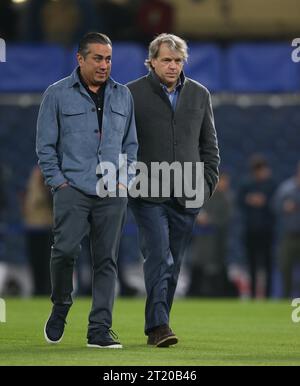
[36,67,138,195]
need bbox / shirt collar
[77,68,106,95]
[68,66,117,89]
[148,70,185,92]
[160,78,182,94]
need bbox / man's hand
[283,199,297,214]
[196,211,210,226]
[117,183,127,190]
[245,192,266,207]
[56,182,69,191]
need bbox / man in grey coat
[36,32,138,348]
[127,33,220,347]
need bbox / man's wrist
[118,183,127,190]
[55,182,69,191]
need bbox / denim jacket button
[91,107,96,112]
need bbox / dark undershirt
[78,69,106,135]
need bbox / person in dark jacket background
[273,161,300,298]
[238,154,277,299]
[127,33,220,347]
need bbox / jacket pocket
[61,107,87,133]
[110,104,127,134]
[110,103,128,117]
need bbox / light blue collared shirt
[161,80,182,111]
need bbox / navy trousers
[129,198,197,334]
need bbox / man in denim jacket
[36,32,138,349]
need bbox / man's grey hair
[145,33,188,70]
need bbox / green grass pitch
[0,298,300,366]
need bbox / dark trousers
[279,233,300,298]
[129,198,196,334]
[51,186,127,337]
[27,230,52,295]
[245,230,273,298]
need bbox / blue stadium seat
[226,43,300,92]
[110,42,147,84]
[0,45,67,92]
[184,43,223,91]
[1,43,300,92]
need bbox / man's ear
[77,52,84,66]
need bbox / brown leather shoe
[147,325,178,347]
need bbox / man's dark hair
[78,32,112,58]
[249,154,268,172]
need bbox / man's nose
[99,59,109,69]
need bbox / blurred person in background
[117,208,140,297]
[0,165,33,297]
[23,165,52,296]
[127,33,219,347]
[136,0,174,42]
[238,154,277,299]
[40,0,81,45]
[0,0,18,41]
[0,166,5,218]
[27,0,98,45]
[97,0,138,41]
[36,32,138,349]
[0,166,6,291]
[273,162,300,298]
[187,171,234,297]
